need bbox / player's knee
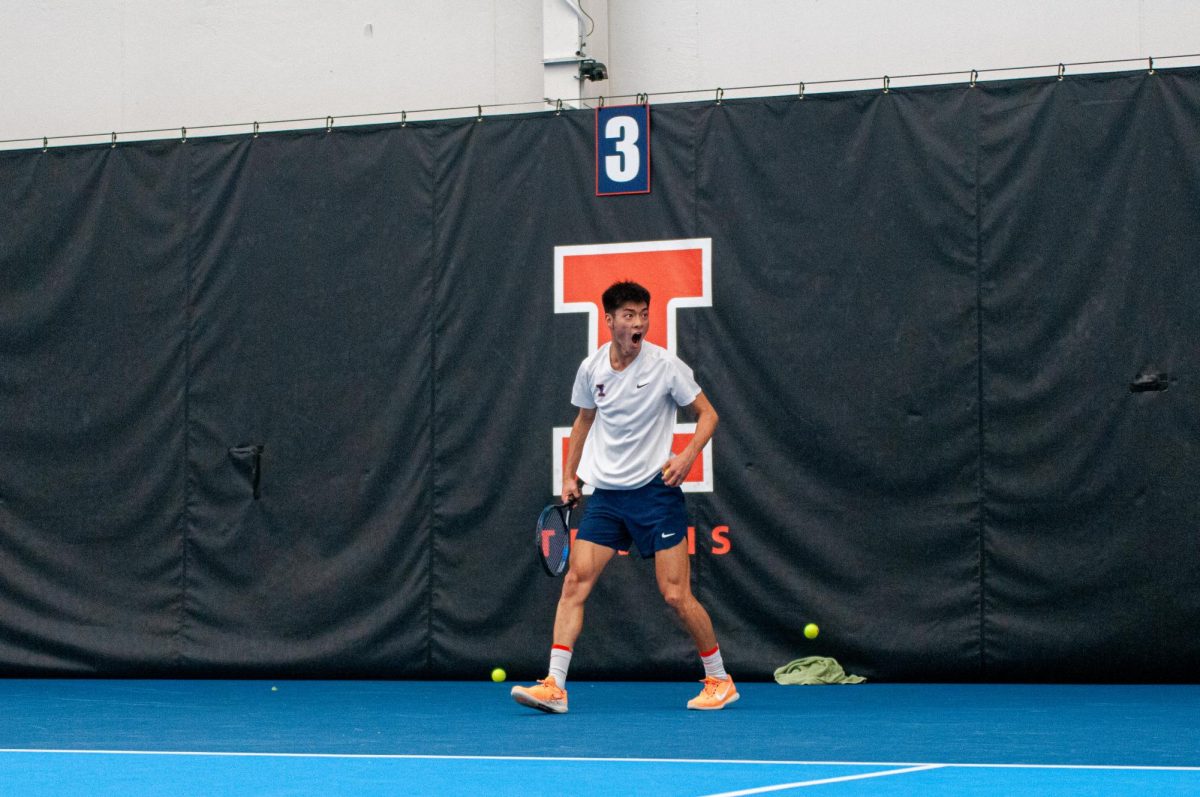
[659,583,690,612]
[561,569,593,602]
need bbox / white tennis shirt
[571,341,702,490]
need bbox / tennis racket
[536,502,572,577]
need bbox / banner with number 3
[595,104,651,196]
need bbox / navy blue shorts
[577,474,688,558]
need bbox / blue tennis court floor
[2,680,1197,795]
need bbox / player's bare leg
[655,542,717,649]
[553,538,616,647]
[655,543,739,710]
[512,539,615,714]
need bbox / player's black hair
[602,281,651,315]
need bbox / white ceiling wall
[607,0,1200,99]
[0,0,544,146]
[1,0,1196,148]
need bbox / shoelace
[535,679,564,699]
[700,678,721,697]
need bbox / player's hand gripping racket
[536,502,572,577]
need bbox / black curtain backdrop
[0,69,1196,681]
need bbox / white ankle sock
[549,644,573,687]
[700,645,728,680]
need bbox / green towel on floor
[774,656,866,685]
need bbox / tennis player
[511,281,736,713]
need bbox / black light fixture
[579,59,608,81]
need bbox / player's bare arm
[662,392,718,487]
[562,406,596,504]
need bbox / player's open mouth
[631,333,642,344]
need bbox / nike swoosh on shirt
[636,382,650,389]
[661,532,676,538]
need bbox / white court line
[699,765,945,796]
[0,750,1198,771]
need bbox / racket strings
[537,504,572,576]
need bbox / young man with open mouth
[511,280,734,714]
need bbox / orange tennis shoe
[687,676,739,710]
[511,676,568,714]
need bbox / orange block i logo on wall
[552,238,731,556]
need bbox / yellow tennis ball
[804,623,819,639]
[491,667,507,683]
